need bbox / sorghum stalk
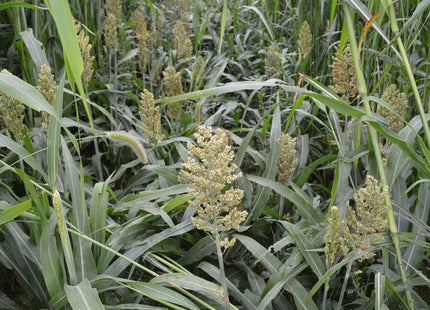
[343,5,413,309]
[382,0,430,150]
[215,234,230,310]
[336,258,353,310]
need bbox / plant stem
[336,258,353,310]
[322,281,329,310]
[343,5,414,309]
[382,0,430,149]
[215,233,230,310]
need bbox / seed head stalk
[343,5,413,309]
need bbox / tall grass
[0,0,429,309]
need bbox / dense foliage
[0,0,429,309]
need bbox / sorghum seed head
[173,21,192,60]
[163,66,184,120]
[329,44,357,104]
[139,89,164,146]
[277,133,297,185]
[179,126,247,237]
[378,84,407,134]
[265,43,281,77]
[298,20,312,65]
[0,69,25,144]
[38,64,57,131]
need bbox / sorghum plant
[179,125,247,306]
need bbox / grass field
[0,0,429,309]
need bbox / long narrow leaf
[40,223,65,298]
[247,175,320,220]
[235,234,282,273]
[282,221,325,278]
[0,199,32,226]
[47,72,65,187]
[151,273,223,304]
[249,106,281,220]
[0,72,56,116]
[0,134,47,180]
[65,279,104,310]
[121,281,199,310]
[62,139,97,282]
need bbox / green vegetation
[0,0,429,309]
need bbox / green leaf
[44,0,93,130]
[0,199,32,226]
[134,184,190,202]
[249,106,281,220]
[47,73,65,187]
[0,291,19,309]
[282,222,325,278]
[89,181,110,259]
[218,0,228,54]
[235,234,282,273]
[162,194,194,213]
[247,175,321,220]
[344,0,401,59]
[19,28,49,72]
[294,155,337,187]
[103,221,194,277]
[151,273,223,304]
[146,165,179,183]
[0,134,47,180]
[104,304,167,310]
[65,279,104,310]
[286,279,319,310]
[121,281,199,310]
[1,223,49,303]
[0,72,56,116]
[243,6,274,40]
[0,2,48,10]
[157,80,281,105]
[362,115,430,176]
[62,139,97,282]
[385,115,430,184]
[257,263,308,310]
[178,235,216,266]
[40,224,65,298]
[404,182,430,268]
[306,93,366,118]
[198,262,258,310]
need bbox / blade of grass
[65,279,104,310]
[61,138,97,282]
[218,0,228,55]
[248,105,281,221]
[89,181,109,260]
[282,222,325,278]
[47,72,65,187]
[247,175,321,220]
[44,0,93,131]
[0,2,48,10]
[19,28,49,71]
[151,273,224,305]
[0,72,56,117]
[40,223,65,298]
[0,199,32,225]
[119,281,198,310]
